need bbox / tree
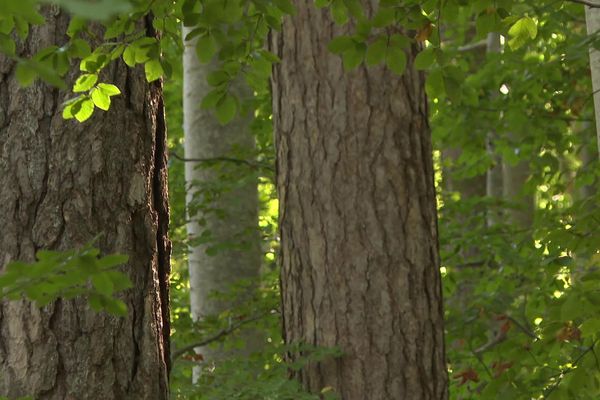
[271,3,448,399]
[182,25,262,380]
[586,2,600,155]
[0,7,170,399]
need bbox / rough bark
[182,26,262,378]
[586,4,600,155]
[0,8,170,399]
[270,3,448,399]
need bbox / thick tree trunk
[182,27,262,379]
[271,3,448,399]
[0,8,170,399]
[586,4,600,155]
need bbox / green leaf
[74,97,95,122]
[508,16,537,50]
[104,271,132,291]
[80,52,108,73]
[580,318,600,337]
[258,49,281,63]
[62,96,84,119]
[96,83,121,96]
[343,0,364,19]
[66,17,86,38]
[561,293,584,321]
[331,0,349,25]
[104,18,126,39]
[425,68,445,98]
[215,93,237,124]
[91,88,110,110]
[68,38,91,58]
[144,59,163,82]
[15,62,36,86]
[476,12,502,37]
[51,0,133,21]
[327,36,355,54]
[88,293,103,311]
[206,70,229,86]
[342,43,365,70]
[201,89,225,109]
[389,33,409,49]
[96,254,128,268]
[414,47,435,70]
[91,273,114,296]
[73,73,98,92]
[122,45,136,67]
[372,8,395,28]
[386,47,407,75]
[273,0,296,15]
[103,298,128,316]
[365,38,386,66]
[195,33,217,63]
[0,33,15,56]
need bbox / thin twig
[171,313,269,363]
[171,152,274,172]
[543,340,598,398]
[507,316,539,340]
[458,40,488,52]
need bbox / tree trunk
[502,150,533,228]
[485,33,503,227]
[0,8,170,399]
[270,3,448,399]
[586,4,600,155]
[182,26,262,380]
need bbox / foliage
[1,243,131,316]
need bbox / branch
[458,40,487,52]
[171,313,268,364]
[565,0,600,8]
[507,316,539,340]
[543,340,597,398]
[171,152,274,172]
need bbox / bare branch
[458,40,487,52]
[171,313,269,364]
[171,152,274,172]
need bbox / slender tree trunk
[485,33,503,227]
[182,26,262,379]
[270,3,448,399]
[502,150,533,227]
[0,8,170,399]
[586,4,600,155]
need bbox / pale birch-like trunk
[485,33,504,227]
[182,26,262,380]
[586,4,600,155]
[502,150,533,228]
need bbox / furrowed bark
[271,2,448,399]
[0,8,170,399]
